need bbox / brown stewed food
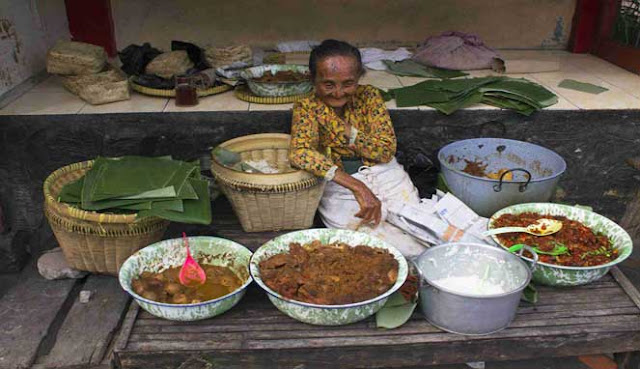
[131,263,243,304]
[258,240,399,305]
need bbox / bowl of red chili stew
[488,203,632,286]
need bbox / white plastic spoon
[483,218,563,237]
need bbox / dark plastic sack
[412,31,501,71]
[119,43,162,76]
[172,40,209,70]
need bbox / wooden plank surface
[40,275,130,367]
[0,263,77,369]
[116,271,640,369]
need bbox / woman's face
[313,55,361,109]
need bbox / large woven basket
[210,133,324,232]
[43,160,169,275]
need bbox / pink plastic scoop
[178,232,206,286]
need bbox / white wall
[112,0,576,52]
[0,0,69,97]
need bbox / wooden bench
[4,196,640,369]
[112,199,640,369]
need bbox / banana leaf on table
[382,60,468,79]
[385,76,557,115]
[84,156,196,202]
[138,178,211,225]
[58,156,212,225]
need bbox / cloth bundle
[412,31,502,71]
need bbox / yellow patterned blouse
[289,85,397,179]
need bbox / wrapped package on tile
[204,44,252,69]
[46,41,107,75]
[62,67,126,95]
[78,80,130,105]
[145,50,193,79]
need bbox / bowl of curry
[250,229,408,325]
[119,236,253,321]
[488,203,633,286]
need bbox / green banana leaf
[86,156,195,201]
[558,79,608,94]
[58,177,84,203]
[59,176,177,210]
[427,91,484,115]
[391,77,502,107]
[481,95,537,116]
[119,199,184,212]
[382,60,467,79]
[480,78,558,107]
[138,178,211,225]
[483,91,543,109]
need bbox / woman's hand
[333,170,382,227]
[352,182,382,226]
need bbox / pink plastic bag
[412,31,501,71]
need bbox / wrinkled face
[314,55,361,109]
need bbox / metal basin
[414,242,533,335]
[437,138,566,217]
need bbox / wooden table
[113,258,640,368]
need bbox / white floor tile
[79,93,169,114]
[565,54,640,100]
[532,70,640,109]
[28,75,69,93]
[164,91,249,112]
[0,92,85,115]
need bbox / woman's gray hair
[309,39,365,80]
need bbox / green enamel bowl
[240,64,313,97]
[250,229,408,326]
[119,236,253,321]
[488,203,633,286]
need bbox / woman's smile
[314,55,361,109]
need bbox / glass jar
[175,76,198,107]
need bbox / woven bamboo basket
[210,133,325,232]
[43,160,170,275]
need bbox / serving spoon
[178,232,207,286]
[482,218,563,237]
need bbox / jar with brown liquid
[175,76,198,106]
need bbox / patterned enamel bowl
[240,64,313,97]
[250,228,408,326]
[119,236,253,321]
[488,203,633,286]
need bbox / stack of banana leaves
[382,76,558,115]
[57,156,211,225]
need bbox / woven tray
[129,77,233,98]
[234,85,313,104]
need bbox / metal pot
[412,242,535,335]
[437,138,566,217]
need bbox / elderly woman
[289,39,425,256]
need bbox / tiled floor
[1,50,639,115]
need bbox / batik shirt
[289,85,397,179]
